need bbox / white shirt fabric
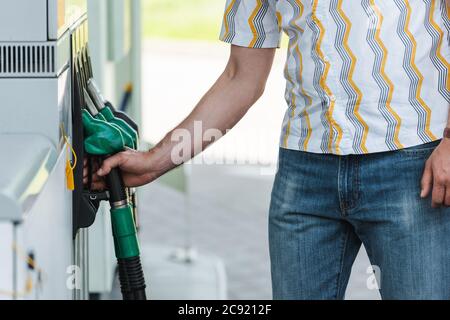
[220,0,450,155]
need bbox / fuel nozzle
[81,77,146,301]
[84,88,135,149]
[87,79,106,111]
[83,88,100,117]
[86,79,138,149]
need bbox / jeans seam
[338,157,346,215]
[354,158,361,211]
[398,149,436,157]
[336,226,350,299]
[296,207,303,298]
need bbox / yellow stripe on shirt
[294,0,305,33]
[313,0,343,154]
[283,0,306,148]
[429,0,450,93]
[248,0,264,47]
[296,45,313,150]
[282,33,299,148]
[337,0,369,153]
[276,11,283,33]
[404,0,436,140]
[222,0,237,41]
[370,0,403,149]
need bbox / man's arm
[87,45,276,189]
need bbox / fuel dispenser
[0,0,146,300]
[0,0,91,300]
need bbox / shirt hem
[219,32,281,49]
[281,135,443,155]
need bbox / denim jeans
[269,140,450,300]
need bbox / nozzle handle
[105,167,128,205]
[83,89,99,116]
[87,79,106,111]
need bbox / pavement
[139,39,381,300]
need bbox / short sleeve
[220,0,282,48]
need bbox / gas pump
[0,0,146,300]
[72,27,147,298]
[0,0,91,300]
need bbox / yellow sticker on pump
[61,124,77,191]
[65,160,75,191]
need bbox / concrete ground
[139,39,381,300]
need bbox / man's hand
[421,139,450,207]
[83,149,161,190]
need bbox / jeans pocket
[397,140,441,157]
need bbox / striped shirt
[220,0,450,155]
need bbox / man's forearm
[147,68,265,176]
[143,46,276,178]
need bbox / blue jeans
[269,141,450,300]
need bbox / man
[87,0,450,299]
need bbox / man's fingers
[97,153,124,176]
[91,181,106,191]
[92,173,102,182]
[83,173,103,184]
[431,182,445,208]
[444,188,450,207]
[421,160,433,198]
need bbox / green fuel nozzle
[87,79,139,149]
[82,105,140,258]
[82,81,146,300]
[82,110,125,155]
[84,89,136,149]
